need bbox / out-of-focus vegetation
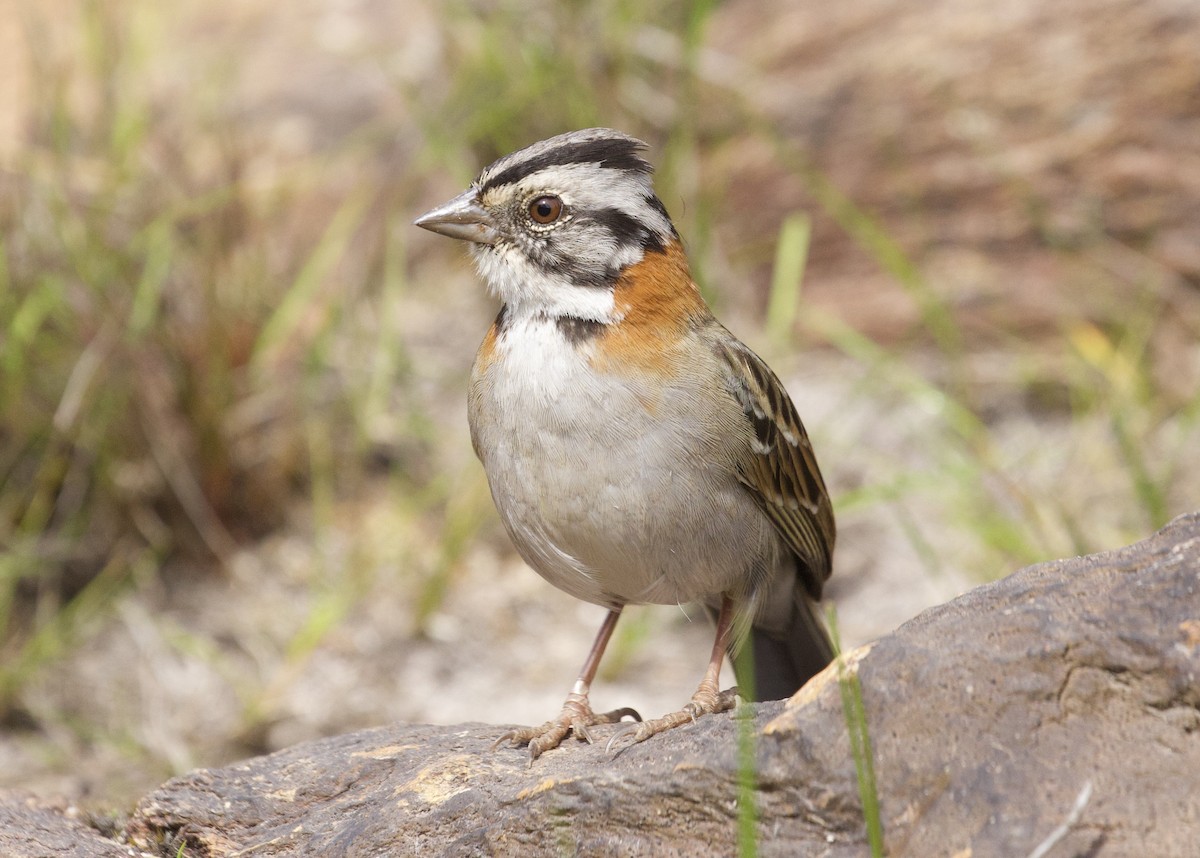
[0,0,735,720]
[3,0,385,712]
[0,0,1196,807]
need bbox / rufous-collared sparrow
[415,128,835,759]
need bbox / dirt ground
[1,0,1197,812]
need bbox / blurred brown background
[1,0,1197,809]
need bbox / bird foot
[606,685,740,753]
[492,692,641,761]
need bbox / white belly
[468,314,784,610]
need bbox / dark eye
[528,195,563,224]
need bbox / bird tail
[733,596,834,701]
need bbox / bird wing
[713,334,835,600]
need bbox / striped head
[414,129,680,323]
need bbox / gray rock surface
[0,793,131,858]
[3,513,1198,856]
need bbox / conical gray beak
[414,188,498,245]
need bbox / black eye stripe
[642,194,677,235]
[508,201,674,289]
[585,207,667,254]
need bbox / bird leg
[493,607,641,760]
[607,595,740,753]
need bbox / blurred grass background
[0,0,1197,809]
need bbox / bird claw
[492,700,642,760]
[604,721,643,754]
[606,686,741,755]
[490,730,520,752]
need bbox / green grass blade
[766,212,811,343]
[828,609,884,856]
[735,699,759,858]
[251,188,371,370]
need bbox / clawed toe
[527,721,574,761]
[594,706,642,725]
[490,730,521,752]
[492,698,642,760]
[604,721,643,754]
[606,686,741,755]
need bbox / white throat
[469,240,624,324]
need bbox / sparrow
[414,128,835,759]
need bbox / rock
[0,793,133,858]
[3,514,1198,856]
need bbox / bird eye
[528,195,563,224]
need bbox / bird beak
[413,188,498,245]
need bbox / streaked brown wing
[714,334,835,600]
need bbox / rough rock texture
[0,793,131,858]
[3,513,1198,857]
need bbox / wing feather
[714,335,835,600]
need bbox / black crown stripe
[482,137,652,192]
